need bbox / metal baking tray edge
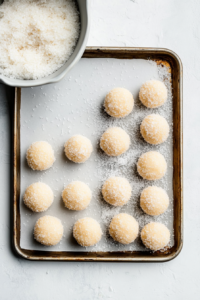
[13,47,183,262]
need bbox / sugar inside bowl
[0,0,89,87]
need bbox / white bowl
[0,0,90,87]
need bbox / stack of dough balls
[100,127,130,156]
[62,181,92,211]
[102,177,132,206]
[140,114,169,145]
[137,151,167,180]
[64,135,93,163]
[26,141,55,171]
[139,80,167,108]
[23,182,54,212]
[34,216,63,246]
[140,186,169,216]
[141,222,170,251]
[104,88,134,118]
[109,213,139,244]
[73,218,102,247]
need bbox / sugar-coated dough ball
[141,222,170,251]
[102,177,132,206]
[64,135,93,163]
[26,141,55,171]
[23,182,53,212]
[137,151,167,180]
[140,186,169,216]
[62,181,92,211]
[34,216,63,246]
[104,88,134,118]
[140,114,169,145]
[139,80,167,108]
[109,213,139,244]
[100,127,130,156]
[73,218,102,247]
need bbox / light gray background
[0,0,197,299]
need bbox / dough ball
[137,151,167,180]
[73,218,102,247]
[100,127,130,156]
[34,216,63,246]
[140,186,169,216]
[139,80,167,108]
[64,135,93,163]
[109,213,139,244]
[26,141,55,171]
[102,177,132,206]
[140,114,169,145]
[23,182,54,212]
[141,222,170,251]
[62,181,92,211]
[104,88,134,118]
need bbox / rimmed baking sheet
[13,47,183,261]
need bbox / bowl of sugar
[0,0,89,87]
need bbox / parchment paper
[20,57,174,252]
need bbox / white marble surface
[0,0,198,299]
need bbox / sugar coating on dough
[109,213,139,244]
[140,186,169,216]
[73,217,102,247]
[140,114,169,145]
[23,182,54,212]
[64,135,93,163]
[141,222,170,251]
[34,216,63,246]
[139,80,167,108]
[26,141,55,171]
[102,177,132,206]
[137,151,167,180]
[62,181,92,211]
[104,87,134,118]
[100,127,130,156]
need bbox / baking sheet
[20,57,174,252]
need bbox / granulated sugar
[0,0,80,79]
[20,58,174,252]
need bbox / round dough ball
[139,80,167,108]
[140,114,169,145]
[141,222,170,251]
[140,186,169,216]
[100,127,130,156]
[102,177,132,206]
[73,218,102,247]
[64,135,93,163]
[23,182,54,212]
[26,141,55,171]
[62,181,92,211]
[104,88,134,118]
[34,216,63,246]
[137,151,167,180]
[109,213,139,244]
